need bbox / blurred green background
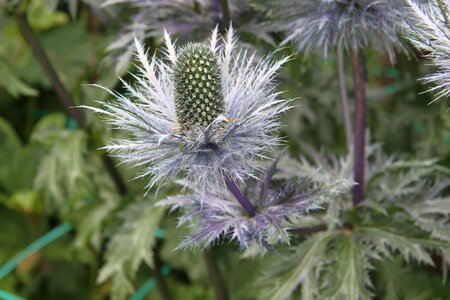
[0,1,449,299]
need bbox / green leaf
[0,59,38,97]
[30,112,67,143]
[97,200,164,300]
[376,258,450,300]
[8,190,44,214]
[33,129,90,211]
[27,0,69,31]
[322,235,372,300]
[0,117,22,190]
[260,231,336,300]
[71,197,119,251]
[357,227,435,265]
[407,197,450,242]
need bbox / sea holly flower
[405,0,450,102]
[269,0,408,60]
[85,26,290,191]
[157,157,354,249]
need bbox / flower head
[104,0,274,70]
[269,0,408,60]
[86,27,290,191]
[405,0,450,102]
[158,157,354,249]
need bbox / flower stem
[15,13,85,127]
[224,176,256,217]
[15,13,128,196]
[153,248,172,300]
[203,249,228,300]
[337,41,353,151]
[289,224,327,236]
[351,49,366,206]
[219,0,231,29]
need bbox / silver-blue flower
[85,27,290,191]
[270,0,408,60]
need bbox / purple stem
[224,176,256,217]
[289,224,327,235]
[351,49,366,206]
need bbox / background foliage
[0,0,449,299]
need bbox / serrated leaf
[72,197,119,250]
[260,231,336,300]
[358,227,435,265]
[322,235,372,300]
[34,129,90,211]
[97,201,164,300]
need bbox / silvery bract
[158,157,354,249]
[270,0,408,60]
[405,0,450,102]
[86,26,290,191]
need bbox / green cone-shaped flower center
[174,44,224,130]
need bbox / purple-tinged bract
[158,158,354,249]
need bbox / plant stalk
[289,224,327,236]
[337,41,353,151]
[351,49,366,206]
[203,249,228,300]
[15,13,127,196]
[153,250,172,300]
[219,0,230,28]
[224,176,256,217]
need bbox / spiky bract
[157,158,354,249]
[86,27,290,191]
[269,0,408,60]
[405,0,450,102]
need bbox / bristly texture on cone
[84,26,290,191]
[174,44,224,129]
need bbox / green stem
[203,249,228,300]
[14,13,127,196]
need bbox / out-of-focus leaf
[71,195,119,251]
[0,117,22,190]
[376,258,450,300]
[0,59,38,97]
[97,200,164,300]
[33,129,90,211]
[28,0,69,30]
[30,112,66,143]
[322,236,372,300]
[8,190,44,214]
